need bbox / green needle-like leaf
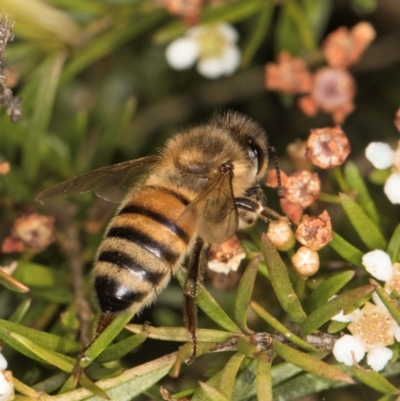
[8,299,32,323]
[153,0,266,44]
[81,310,135,368]
[234,256,260,332]
[0,320,79,353]
[9,332,75,372]
[96,333,147,364]
[261,234,307,324]
[304,270,355,313]
[0,268,29,293]
[273,340,354,384]
[351,368,400,395]
[241,2,275,68]
[256,359,273,401]
[344,161,380,226]
[371,279,400,327]
[125,324,232,343]
[250,302,318,352]
[299,285,376,337]
[216,352,245,399]
[176,268,240,333]
[340,193,387,250]
[329,231,364,269]
[387,223,400,263]
[198,382,231,401]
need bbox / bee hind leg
[183,237,209,364]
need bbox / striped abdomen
[93,186,195,314]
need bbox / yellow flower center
[195,26,227,59]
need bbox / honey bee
[36,111,282,362]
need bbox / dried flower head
[348,302,395,351]
[284,170,321,208]
[298,68,356,124]
[323,22,376,69]
[208,236,246,275]
[306,126,351,169]
[267,169,321,224]
[2,213,55,253]
[266,219,295,251]
[161,0,203,25]
[265,51,312,94]
[291,246,320,277]
[394,108,400,132]
[0,163,10,175]
[295,210,333,251]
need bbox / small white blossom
[165,37,199,70]
[365,142,395,169]
[0,354,6,371]
[384,173,400,204]
[165,23,241,79]
[208,252,245,274]
[0,372,12,401]
[362,250,393,281]
[333,335,365,366]
[331,307,361,323]
[366,345,393,372]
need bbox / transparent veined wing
[179,171,238,245]
[35,155,160,203]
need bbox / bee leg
[183,237,209,364]
[235,197,283,223]
[244,185,263,201]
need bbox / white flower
[165,23,241,79]
[384,173,400,204]
[367,345,393,372]
[365,140,400,204]
[0,372,12,401]
[333,335,365,366]
[0,354,6,371]
[362,250,393,281]
[332,300,399,371]
[208,252,245,274]
[365,142,395,169]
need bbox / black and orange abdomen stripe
[93,186,195,314]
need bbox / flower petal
[362,250,393,281]
[197,57,225,79]
[220,45,241,76]
[218,23,239,43]
[165,37,199,70]
[365,142,394,170]
[367,346,393,371]
[0,354,6,371]
[333,335,365,366]
[384,173,400,204]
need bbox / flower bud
[266,219,295,251]
[291,246,320,277]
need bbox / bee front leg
[235,197,283,224]
[183,237,209,364]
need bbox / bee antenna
[267,146,283,198]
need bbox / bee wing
[35,155,160,203]
[180,172,238,245]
